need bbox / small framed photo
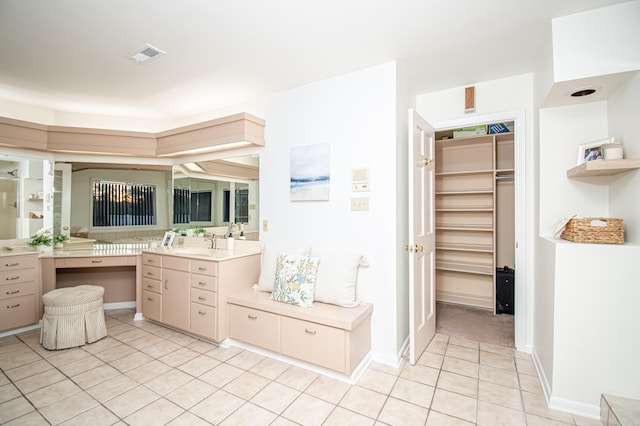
[577,138,613,164]
[161,231,175,247]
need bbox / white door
[408,109,436,365]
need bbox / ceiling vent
[128,43,166,64]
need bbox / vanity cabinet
[140,251,260,343]
[1,253,40,332]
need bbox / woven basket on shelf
[560,217,624,244]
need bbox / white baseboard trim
[0,322,41,338]
[104,301,136,310]
[531,348,601,420]
[133,312,144,321]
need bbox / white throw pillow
[257,244,309,292]
[310,248,363,307]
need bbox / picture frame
[161,231,175,247]
[577,138,613,164]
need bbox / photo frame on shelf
[577,137,614,165]
[161,231,175,247]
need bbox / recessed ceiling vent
[566,85,601,98]
[127,43,166,64]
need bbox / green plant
[29,233,52,246]
[193,227,206,236]
[53,234,69,245]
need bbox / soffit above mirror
[0,113,265,158]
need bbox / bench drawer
[228,304,280,352]
[191,288,216,307]
[190,303,216,340]
[281,316,345,373]
[142,290,161,322]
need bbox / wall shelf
[567,158,640,178]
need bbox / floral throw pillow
[271,253,319,308]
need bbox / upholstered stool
[40,285,108,350]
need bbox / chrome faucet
[205,235,216,249]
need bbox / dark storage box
[496,266,514,315]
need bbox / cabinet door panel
[281,316,345,373]
[162,269,189,331]
[190,303,216,340]
[228,304,280,352]
[0,295,36,332]
[142,290,161,322]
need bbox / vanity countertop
[142,244,261,261]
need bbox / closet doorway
[433,119,517,348]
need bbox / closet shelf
[436,170,494,177]
[436,224,493,231]
[436,190,493,195]
[436,207,493,212]
[436,243,493,253]
[566,158,640,178]
[436,261,494,275]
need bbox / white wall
[415,73,536,351]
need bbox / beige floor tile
[323,406,374,426]
[39,390,99,425]
[400,363,440,386]
[223,371,270,400]
[249,357,290,380]
[225,350,265,370]
[190,389,245,424]
[446,344,479,362]
[0,351,42,370]
[166,378,217,409]
[126,333,166,350]
[57,355,105,377]
[521,390,576,423]
[124,397,184,426]
[477,400,526,426]
[339,385,387,419]
[82,336,123,354]
[26,379,82,409]
[480,342,514,357]
[442,356,479,379]
[140,340,182,358]
[368,360,403,376]
[356,367,397,395]
[275,365,318,391]
[199,362,245,388]
[106,323,136,337]
[59,404,119,426]
[518,372,544,394]
[0,396,36,423]
[426,410,474,425]
[156,330,197,346]
[449,336,480,350]
[526,413,576,425]
[480,351,515,371]
[159,347,200,367]
[426,340,447,355]
[418,351,445,369]
[5,359,53,382]
[144,368,193,395]
[219,401,277,425]
[104,384,160,418]
[270,416,299,426]
[479,364,519,389]
[109,350,153,372]
[251,381,301,414]
[431,388,477,423]
[206,345,242,362]
[305,374,351,405]
[3,410,49,425]
[111,327,150,343]
[515,356,538,376]
[282,393,335,426]
[379,396,429,425]
[0,371,8,386]
[166,411,212,426]
[93,343,136,363]
[437,370,479,398]
[0,383,20,404]
[390,377,435,408]
[72,364,120,389]
[125,359,172,383]
[86,373,139,402]
[185,339,218,354]
[573,414,603,426]
[478,380,523,410]
[14,368,66,394]
[177,353,220,376]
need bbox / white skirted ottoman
[40,285,108,350]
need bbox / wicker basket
[560,217,624,244]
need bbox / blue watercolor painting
[290,143,330,201]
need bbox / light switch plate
[351,197,369,211]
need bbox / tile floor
[0,309,602,425]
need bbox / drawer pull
[164,280,168,290]
[5,276,19,281]
[6,290,20,295]
[198,310,207,316]
[147,259,155,263]
[198,296,207,301]
[198,266,207,271]
[305,328,317,335]
[146,284,154,289]
[247,314,257,320]
[91,260,102,264]
[146,272,154,276]
[198,281,207,286]
[6,304,20,309]
[146,297,154,301]
[5,262,19,267]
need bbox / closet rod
[496,175,514,180]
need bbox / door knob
[423,158,433,166]
[63,226,69,230]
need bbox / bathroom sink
[173,247,230,258]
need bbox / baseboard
[531,347,601,420]
[0,322,41,338]
[104,301,136,310]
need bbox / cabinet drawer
[191,259,217,276]
[142,277,162,294]
[190,274,217,292]
[190,303,216,340]
[190,288,216,307]
[0,295,36,332]
[61,256,131,268]
[228,304,280,352]
[0,281,36,300]
[1,255,37,272]
[0,268,35,285]
[142,264,162,281]
[281,317,345,373]
[162,255,190,271]
[142,253,162,267]
[142,290,161,322]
